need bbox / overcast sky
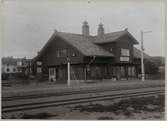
[2,0,165,59]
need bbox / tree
[144,60,158,74]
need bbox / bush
[145,60,158,74]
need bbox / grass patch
[72,95,164,114]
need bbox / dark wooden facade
[97,34,135,63]
[32,29,143,84]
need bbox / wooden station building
[32,21,150,84]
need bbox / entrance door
[121,66,128,80]
[57,67,67,83]
[49,68,56,82]
[121,66,125,78]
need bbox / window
[37,61,42,66]
[6,68,10,72]
[17,61,22,66]
[110,48,112,51]
[56,49,67,57]
[37,67,42,73]
[121,48,129,56]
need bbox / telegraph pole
[141,31,144,81]
[67,57,71,86]
[140,30,151,81]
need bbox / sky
[2,0,165,59]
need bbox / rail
[2,87,164,113]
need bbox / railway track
[2,87,164,113]
[2,83,164,101]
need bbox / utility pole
[67,57,71,86]
[140,30,152,81]
[141,31,144,81]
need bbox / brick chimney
[82,21,89,36]
[97,23,104,36]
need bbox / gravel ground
[3,95,164,120]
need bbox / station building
[32,21,150,84]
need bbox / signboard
[121,48,129,56]
[120,57,129,62]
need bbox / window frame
[56,48,68,57]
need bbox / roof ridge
[103,30,126,35]
[92,30,126,37]
[55,31,114,57]
[56,31,94,37]
[55,29,127,38]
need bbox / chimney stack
[125,28,128,31]
[82,21,89,36]
[97,23,104,36]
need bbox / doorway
[49,68,56,82]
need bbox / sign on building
[120,48,130,62]
[120,57,129,62]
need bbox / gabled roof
[36,29,141,60]
[2,57,30,65]
[2,57,17,65]
[93,30,139,44]
[56,32,114,57]
[133,47,151,59]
